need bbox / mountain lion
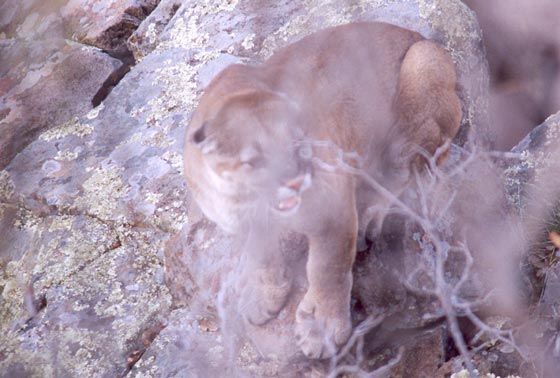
[183,22,461,359]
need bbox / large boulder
[0,38,123,169]
[463,0,560,150]
[0,0,160,57]
[0,0,164,169]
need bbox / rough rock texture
[0,38,123,169]
[0,0,494,377]
[503,113,560,378]
[0,0,160,57]
[0,0,165,169]
[506,112,560,220]
[127,0,182,61]
[61,0,161,57]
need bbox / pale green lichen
[0,170,15,202]
[47,215,74,232]
[0,267,25,332]
[144,191,163,205]
[157,11,209,52]
[131,355,158,378]
[450,369,520,378]
[260,14,310,58]
[0,233,171,376]
[418,0,479,52]
[544,115,560,147]
[31,218,118,292]
[241,33,256,50]
[237,341,281,376]
[258,0,369,59]
[196,0,239,14]
[54,149,79,161]
[152,59,201,112]
[74,166,128,221]
[131,55,205,149]
[13,206,42,232]
[54,328,123,377]
[154,202,188,233]
[161,151,183,174]
[142,130,176,149]
[40,117,94,141]
[144,22,159,46]
[115,131,143,151]
[0,332,56,377]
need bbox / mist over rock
[2,0,555,377]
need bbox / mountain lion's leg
[394,40,462,161]
[236,219,293,326]
[294,175,357,359]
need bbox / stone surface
[504,112,560,378]
[0,0,161,57]
[127,0,182,61]
[463,0,560,150]
[0,38,123,169]
[0,0,497,377]
[506,112,560,213]
[61,0,161,57]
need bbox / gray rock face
[503,113,560,378]
[0,38,123,169]
[0,0,165,169]
[127,0,182,61]
[464,0,560,150]
[0,0,495,377]
[61,0,161,57]
[0,0,161,56]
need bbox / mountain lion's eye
[192,122,207,143]
[243,155,265,169]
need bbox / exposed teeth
[277,196,299,211]
[275,173,311,212]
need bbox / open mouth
[275,172,312,212]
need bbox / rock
[503,112,560,378]
[0,0,66,39]
[0,38,187,376]
[0,38,123,169]
[0,0,161,58]
[0,0,490,377]
[463,0,560,150]
[506,112,560,214]
[127,0,183,61]
[61,0,161,58]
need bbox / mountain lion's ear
[191,122,217,154]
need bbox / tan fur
[183,22,461,359]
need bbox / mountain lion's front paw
[294,294,352,359]
[237,268,292,325]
